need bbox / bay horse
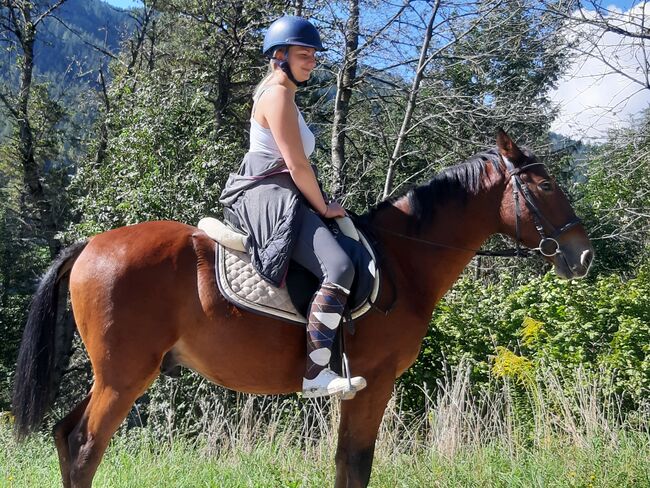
[12,130,593,487]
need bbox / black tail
[11,240,89,439]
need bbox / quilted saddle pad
[215,232,380,326]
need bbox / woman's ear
[273,47,287,61]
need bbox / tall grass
[2,363,649,486]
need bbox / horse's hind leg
[64,370,159,488]
[54,393,92,488]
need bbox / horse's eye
[538,181,553,192]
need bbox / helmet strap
[272,48,308,88]
[279,60,308,88]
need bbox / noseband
[502,156,582,257]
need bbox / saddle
[197,216,381,326]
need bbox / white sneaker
[302,368,367,399]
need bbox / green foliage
[573,112,650,276]
[70,71,242,235]
[400,265,650,411]
[0,77,74,411]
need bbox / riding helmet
[262,16,325,57]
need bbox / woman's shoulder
[258,83,292,102]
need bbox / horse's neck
[374,184,502,320]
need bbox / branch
[33,0,67,28]
[50,14,118,61]
[0,90,18,119]
[354,0,410,56]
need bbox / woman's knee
[327,253,355,291]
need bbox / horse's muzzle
[553,243,594,279]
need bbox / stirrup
[340,352,357,400]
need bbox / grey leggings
[291,208,355,291]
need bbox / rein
[366,225,537,258]
[361,156,582,315]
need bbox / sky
[550,2,650,141]
[102,0,649,142]
[103,0,142,8]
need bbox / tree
[573,110,650,275]
[0,0,68,255]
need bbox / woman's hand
[323,201,346,219]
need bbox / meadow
[2,363,649,487]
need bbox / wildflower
[491,346,534,385]
[520,316,545,347]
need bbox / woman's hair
[252,47,286,100]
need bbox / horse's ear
[496,128,524,164]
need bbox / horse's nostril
[580,249,593,269]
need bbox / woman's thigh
[291,210,354,290]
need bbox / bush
[399,263,650,412]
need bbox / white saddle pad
[200,217,380,325]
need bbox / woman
[219,16,367,399]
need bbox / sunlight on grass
[2,364,650,487]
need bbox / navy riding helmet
[263,16,325,86]
[263,16,325,57]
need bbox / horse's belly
[171,318,305,395]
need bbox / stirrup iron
[340,352,357,400]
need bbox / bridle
[365,155,582,259]
[501,155,582,258]
[363,154,584,315]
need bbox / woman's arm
[259,85,341,217]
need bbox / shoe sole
[303,378,367,399]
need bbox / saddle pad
[215,232,380,326]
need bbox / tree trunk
[293,0,303,16]
[14,6,60,255]
[330,0,359,198]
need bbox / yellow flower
[521,316,545,346]
[491,346,534,385]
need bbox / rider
[219,16,367,399]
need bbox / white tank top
[249,87,315,158]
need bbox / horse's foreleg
[334,373,394,488]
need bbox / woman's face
[286,46,318,82]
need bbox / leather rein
[365,155,582,314]
[370,156,582,258]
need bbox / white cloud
[551,3,650,141]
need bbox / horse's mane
[361,148,503,230]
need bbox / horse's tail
[12,240,89,440]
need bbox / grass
[2,429,649,487]
[2,363,650,487]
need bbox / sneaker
[302,368,367,399]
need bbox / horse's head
[496,129,594,279]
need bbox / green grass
[2,425,649,487]
[4,365,650,487]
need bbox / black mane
[361,149,503,230]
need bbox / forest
[1,0,649,486]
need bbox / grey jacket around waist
[219,151,306,287]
